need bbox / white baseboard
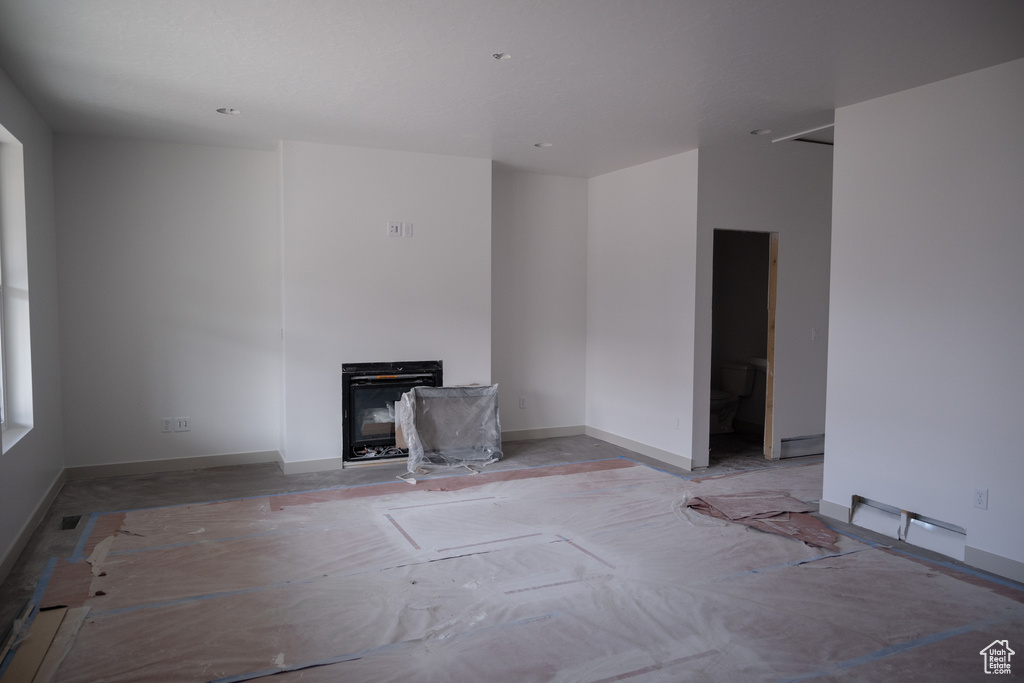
[502,425,585,442]
[818,498,851,524]
[1,468,66,585]
[965,546,1024,584]
[278,455,346,475]
[64,450,280,480]
[584,426,692,471]
[780,433,825,458]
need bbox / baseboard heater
[780,433,824,458]
[850,495,966,560]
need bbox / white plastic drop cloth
[34,460,1024,683]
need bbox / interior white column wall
[55,136,282,466]
[0,67,63,570]
[491,167,587,434]
[825,58,1024,568]
[280,142,491,465]
[586,151,699,469]
[696,138,833,463]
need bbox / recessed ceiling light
[492,52,511,60]
[534,142,553,148]
[217,108,241,115]
[750,128,772,136]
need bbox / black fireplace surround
[341,360,443,461]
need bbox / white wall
[491,168,587,435]
[0,66,64,569]
[586,151,699,469]
[696,138,833,463]
[55,137,282,466]
[825,58,1024,573]
[280,142,491,465]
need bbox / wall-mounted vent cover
[851,496,966,560]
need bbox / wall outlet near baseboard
[974,487,989,510]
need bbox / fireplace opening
[342,360,443,462]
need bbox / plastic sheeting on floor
[23,458,1024,682]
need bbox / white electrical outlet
[174,417,191,432]
[974,487,988,510]
[387,221,402,237]
[519,396,526,409]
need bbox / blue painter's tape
[777,614,1011,682]
[89,574,318,620]
[885,546,1024,592]
[88,457,625,517]
[819,522,884,549]
[29,556,59,609]
[107,526,308,558]
[0,642,12,677]
[205,612,561,683]
[67,458,627,560]
[70,512,101,563]
[620,456,695,479]
[623,454,822,481]
[710,547,871,584]
[822,522,1024,593]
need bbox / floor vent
[60,515,82,531]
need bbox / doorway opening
[709,230,777,462]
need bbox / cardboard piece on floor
[32,607,90,683]
[0,607,66,683]
[686,490,839,551]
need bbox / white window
[0,121,32,452]
[1,245,6,428]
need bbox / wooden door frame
[764,233,779,460]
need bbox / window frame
[0,121,32,452]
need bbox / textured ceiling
[0,0,1022,178]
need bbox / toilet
[710,362,757,434]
